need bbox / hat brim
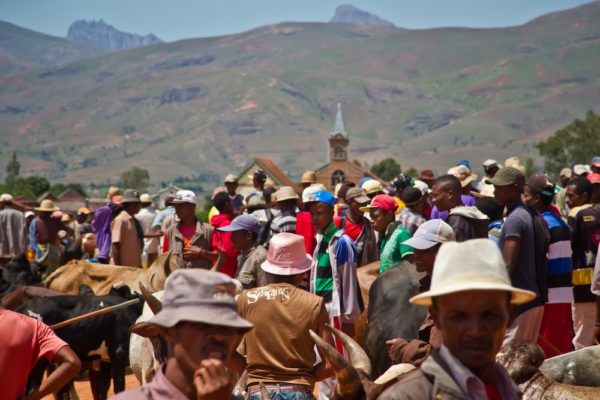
[409,281,536,307]
[173,200,197,205]
[35,207,59,212]
[459,175,477,187]
[217,224,252,233]
[401,236,438,250]
[348,195,371,204]
[260,254,313,276]
[276,195,299,202]
[359,205,376,213]
[485,176,512,186]
[149,304,253,331]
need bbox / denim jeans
[248,387,314,400]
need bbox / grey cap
[121,189,141,203]
[402,219,455,250]
[217,214,261,234]
[149,269,253,331]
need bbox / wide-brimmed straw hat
[301,170,317,184]
[260,233,313,276]
[410,239,536,306]
[447,165,477,187]
[274,186,299,202]
[35,199,59,212]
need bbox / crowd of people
[2,154,600,399]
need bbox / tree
[50,183,87,197]
[120,167,150,191]
[405,166,419,178]
[5,150,20,191]
[537,110,600,177]
[370,158,401,181]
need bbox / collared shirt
[111,210,143,267]
[236,244,268,289]
[379,221,414,273]
[314,223,339,303]
[439,345,519,400]
[397,207,426,235]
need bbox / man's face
[348,199,367,217]
[175,202,196,220]
[253,177,264,189]
[127,202,142,215]
[309,202,334,232]
[414,244,440,275]
[166,321,240,377]
[566,184,588,209]
[493,184,516,207]
[225,182,238,195]
[230,229,253,251]
[431,290,513,376]
[369,208,394,233]
[521,185,538,208]
[431,183,453,211]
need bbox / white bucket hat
[410,239,536,306]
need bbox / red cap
[359,194,398,214]
[587,173,600,184]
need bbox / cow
[0,253,41,296]
[44,250,176,295]
[540,345,600,387]
[363,261,426,378]
[17,285,144,400]
[353,262,380,347]
[497,340,600,399]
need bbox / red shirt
[0,310,67,399]
[210,214,239,278]
[485,383,502,400]
[334,215,364,242]
[295,211,316,254]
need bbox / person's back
[0,204,25,256]
[445,205,489,242]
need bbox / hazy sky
[0,0,593,42]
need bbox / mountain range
[67,19,163,51]
[0,2,599,189]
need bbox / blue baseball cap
[217,214,261,234]
[306,190,336,207]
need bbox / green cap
[485,167,525,188]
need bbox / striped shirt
[542,211,573,304]
[314,223,338,303]
[270,211,297,235]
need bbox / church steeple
[331,103,347,137]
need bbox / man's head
[149,269,252,374]
[0,193,13,206]
[431,175,462,211]
[402,186,424,213]
[274,186,299,213]
[486,167,525,207]
[224,174,238,195]
[402,219,455,275]
[559,168,573,188]
[482,159,501,178]
[261,232,313,286]
[173,190,197,220]
[523,174,555,211]
[300,170,317,189]
[360,194,398,233]
[252,169,267,190]
[566,177,592,209]
[447,165,477,193]
[217,214,261,251]
[344,187,370,218]
[121,189,142,215]
[263,186,277,207]
[336,181,355,204]
[419,170,436,188]
[411,239,535,379]
[307,190,336,232]
[362,179,386,199]
[475,196,503,222]
[392,174,414,197]
[76,207,91,223]
[213,192,233,215]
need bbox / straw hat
[35,199,59,212]
[410,239,536,306]
[260,233,313,275]
[274,186,299,202]
[447,165,477,187]
[301,170,317,184]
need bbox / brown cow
[45,251,176,295]
[354,262,380,346]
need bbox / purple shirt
[431,194,477,220]
[92,205,113,260]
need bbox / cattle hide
[540,345,600,387]
[353,262,380,347]
[0,253,41,296]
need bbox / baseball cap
[275,186,299,202]
[360,194,398,213]
[559,168,573,179]
[410,239,536,306]
[413,180,431,195]
[362,179,387,195]
[402,219,455,250]
[591,156,600,168]
[121,189,141,203]
[173,190,197,205]
[587,173,600,184]
[217,214,261,234]
[482,159,499,168]
[401,186,423,206]
[24,211,35,219]
[149,269,253,331]
[345,187,370,204]
[573,164,591,176]
[527,174,555,198]
[485,167,525,188]
[305,190,336,207]
[0,193,13,202]
[337,182,355,200]
[456,160,472,170]
[224,174,238,183]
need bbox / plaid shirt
[397,207,426,235]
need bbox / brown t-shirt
[111,210,142,267]
[237,283,327,387]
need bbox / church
[314,103,384,191]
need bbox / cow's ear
[130,322,161,338]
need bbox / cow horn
[309,329,362,398]
[259,382,270,400]
[139,282,162,314]
[210,251,224,272]
[326,324,372,378]
[232,370,248,398]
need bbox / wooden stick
[49,298,140,330]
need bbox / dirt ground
[42,373,140,400]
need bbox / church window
[333,146,345,160]
[332,170,346,187]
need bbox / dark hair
[263,186,277,204]
[475,196,502,221]
[213,192,231,212]
[433,174,462,193]
[569,177,593,200]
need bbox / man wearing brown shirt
[111,189,143,267]
[231,233,334,399]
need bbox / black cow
[18,285,143,400]
[0,253,41,296]
[364,261,427,378]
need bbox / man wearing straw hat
[34,199,69,275]
[231,233,333,399]
[379,239,532,399]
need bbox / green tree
[120,167,150,191]
[50,183,87,197]
[21,176,50,196]
[370,158,401,181]
[5,150,20,191]
[537,110,600,177]
[405,166,419,178]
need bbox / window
[333,146,346,160]
[331,170,346,187]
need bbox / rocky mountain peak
[329,4,395,26]
[67,19,163,51]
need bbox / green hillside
[0,1,599,187]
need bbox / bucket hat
[121,189,141,204]
[149,269,253,331]
[274,186,299,202]
[35,199,59,212]
[410,239,536,306]
[402,219,455,250]
[260,233,313,276]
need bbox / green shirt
[379,221,414,273]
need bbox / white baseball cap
[0,193,13,202]
[173,190,197,205]
[402,219,455,250]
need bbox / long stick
[49,298,140,330]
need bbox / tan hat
[35,199,59,212]
[107,186,121,199]
[362,179,387,195]
[60,213,72,223]
[224,174,238,183]
[140,193,152,204]
[559,168,573,179]
[301,170,317,184]
[410,239,536,306]
[275,186,299,202]
[504,156,525,174]
[0,193,13,202]
[447,165,477,187]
